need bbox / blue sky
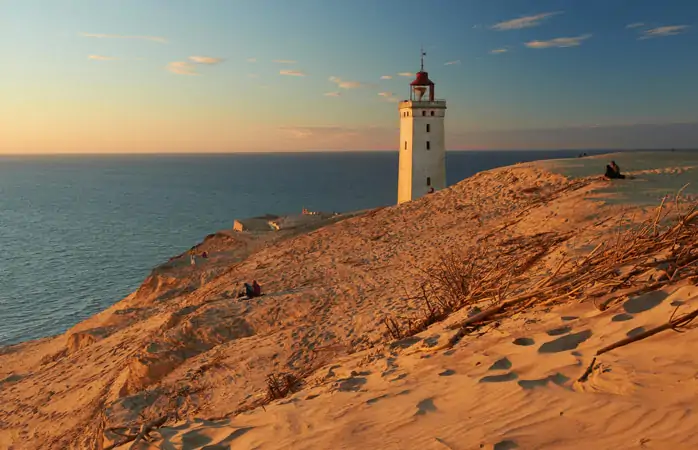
[1,0,697,152]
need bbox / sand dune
[2,151,698,449]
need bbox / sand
[2,151,698,449]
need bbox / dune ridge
[2,151,698,449]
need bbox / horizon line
[2,148,696,157]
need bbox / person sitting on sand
[604,160,626,179]
[252,280,262,297]
[238,282,254,298]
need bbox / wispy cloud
[273,59,297,64]
[640,25,690,39]
[490,48,509,54]
[189,56,223,64]
[491,12,561,31]
[626,22,645,29]
[279,126,361,139]
[80,32,167,43]
[324,92,341,97]
[88,55,116,61]
[280,69,306,76]
[525,34,592,49]
[247,57,257,63]
[378,92,400,103]
[328,76,369,89]
[380,75,393,80]
[167,61,198,75]
[444,60,461,65]
[397,72,414,77]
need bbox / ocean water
[0,150,613,346]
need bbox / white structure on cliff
[397,51,447,204]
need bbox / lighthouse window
[404,141,407,150]
[426,141,431,150]
[431,111,435,116]
[422,111,426,116]
[426,124,430,132]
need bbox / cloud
[324,92,341,97]
[525,34,592,48]
[80,32,167,43]
[279,126,362,139]
[167,61,198,75]
[280,69,306,76]
[378,92,400,103]
[189,56,223,64]
[640,25,690,39]
[273,59,297,64]
[328,76,369,89]
[490,48,509,54]
[397,72,414,77]
[380,75,393,80]
[444,60,461,65]
[626,22,645,29]
[88,55,116,61]
[491,12,561,31]
[247,57,257,63]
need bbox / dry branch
[386,189,698,351]
[103,415,169,450]
[578,306,698,382]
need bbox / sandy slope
[1,151,698,449]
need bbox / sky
[1,0,698,153]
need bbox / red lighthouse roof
[410,71,434,86]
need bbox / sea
[0,150,615,346]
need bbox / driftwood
[578,306,698,382]
[103,415,169,450]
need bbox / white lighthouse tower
[397,51,447,204]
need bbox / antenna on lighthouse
[420,46,426,71]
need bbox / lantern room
[409,71,435,102]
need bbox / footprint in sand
[538,330,592,354]
[488,357,512,371]
[561,316,578,322]
[627,326,646,338]
[623,291,668,314]
[338,377,367,392]
[611,313,634,322]
[512,337,535,346]
[390,336,422,349]
[492,440,520,450]
[415,398,437,415]
[518,373,569,390]
[390,373,407,382]
[366,394,389,405]
[546,325,571,336]
[479,372,518,383]
[439,369,455,376]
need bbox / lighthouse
[397,51,447,204]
